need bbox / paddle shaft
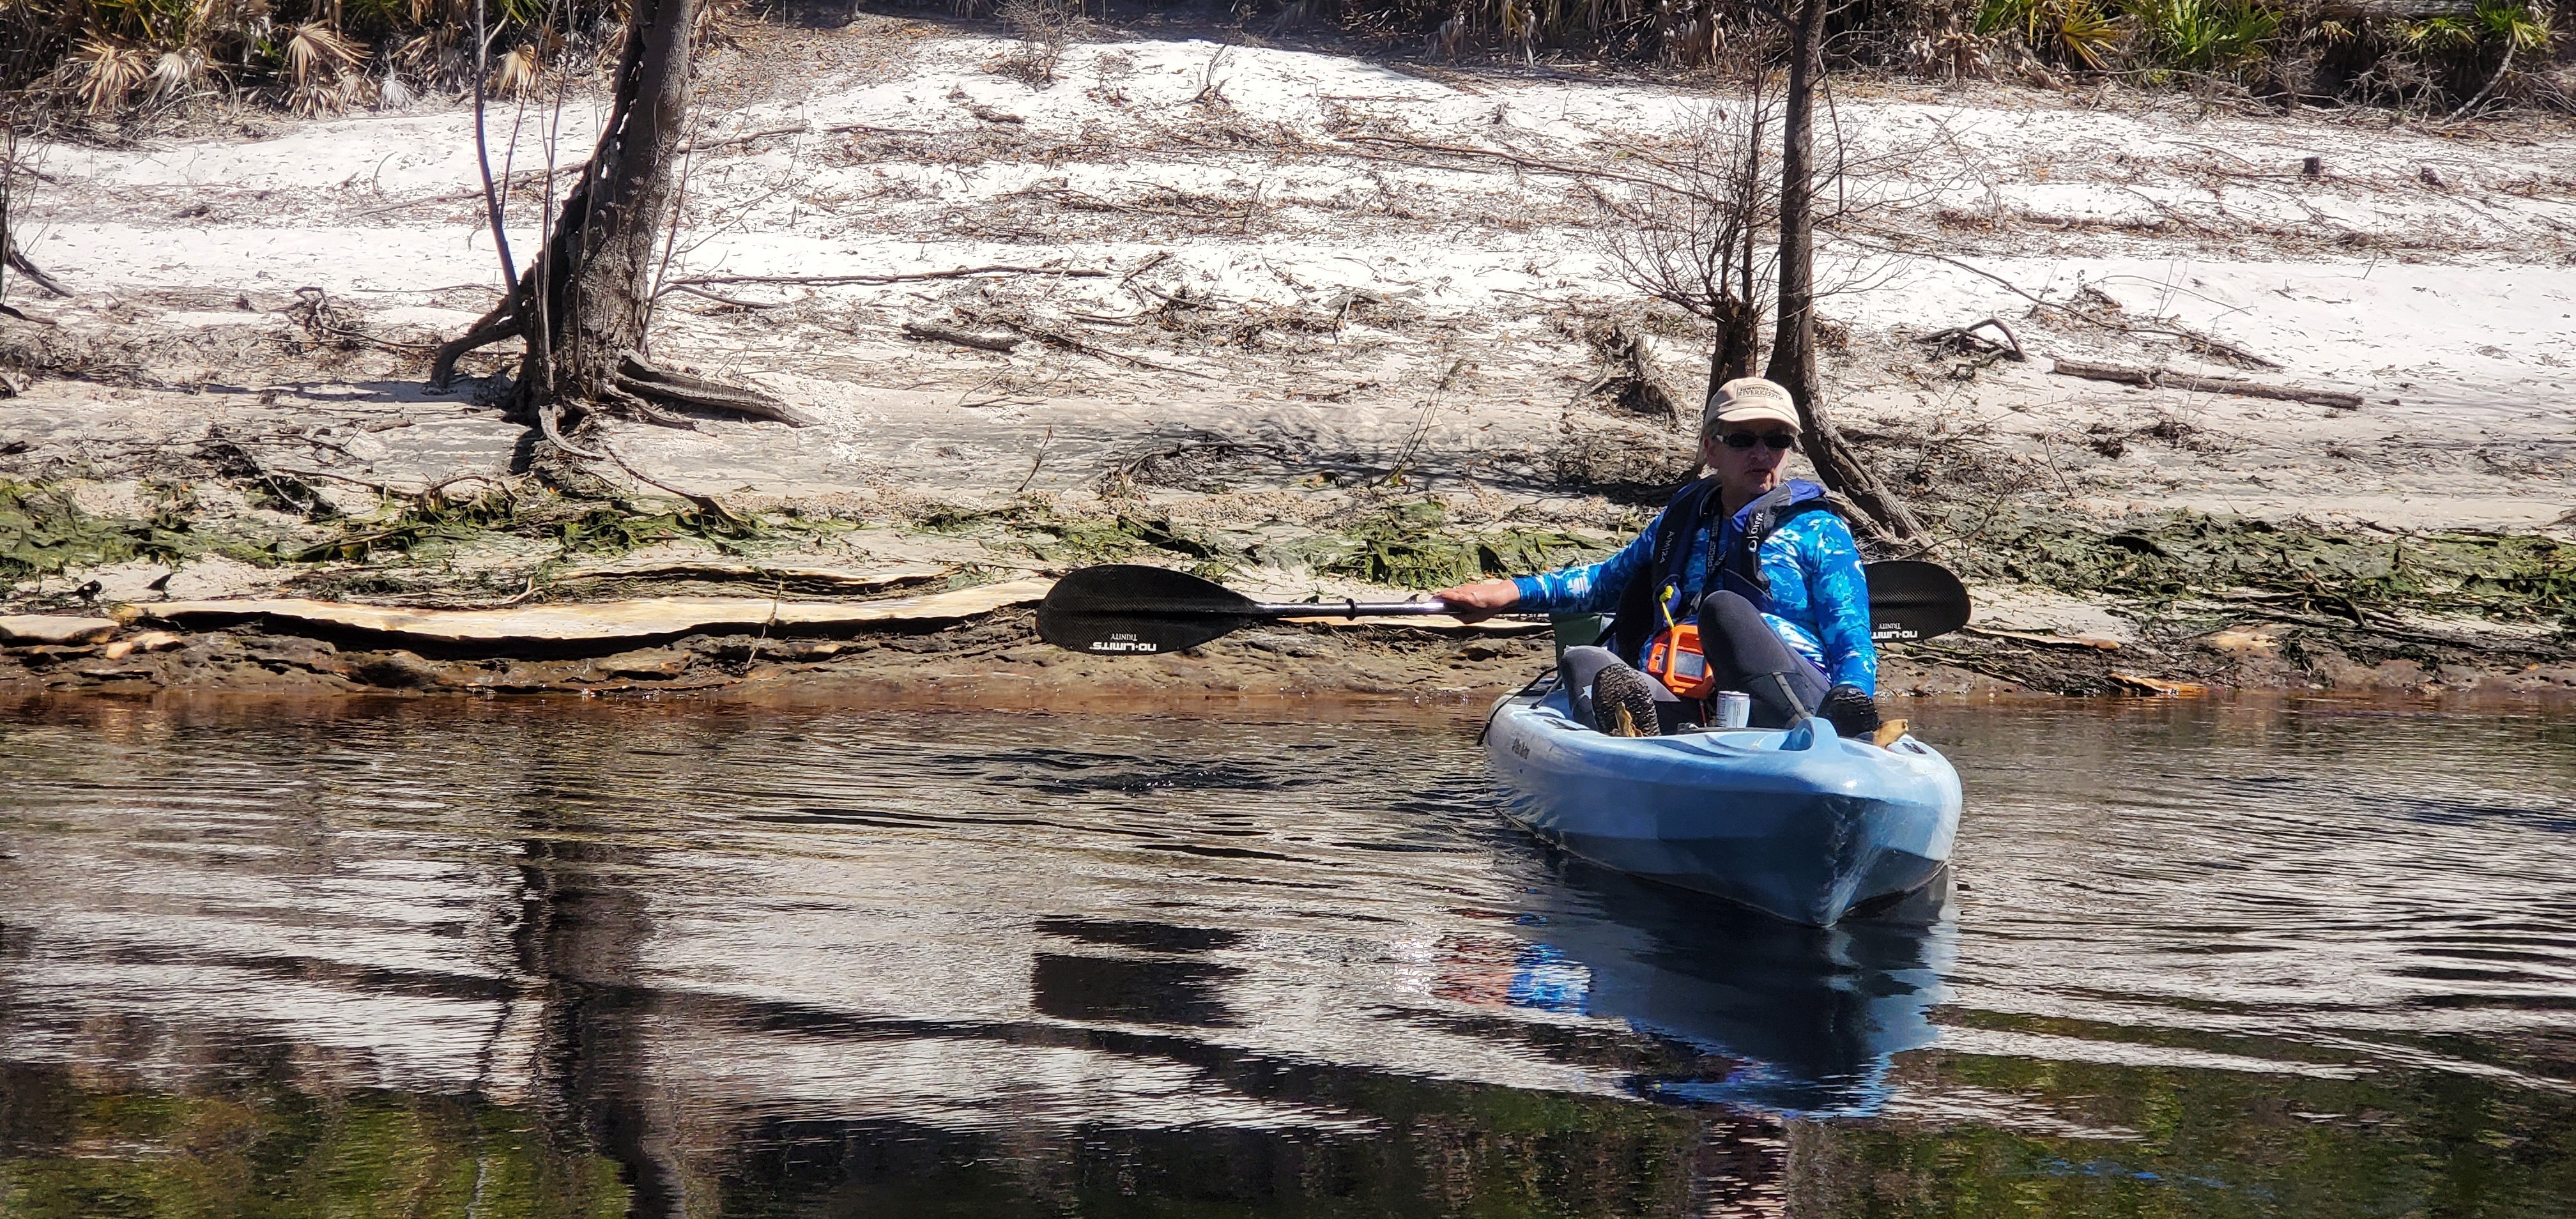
[1038,561,1968,656]
[1246,598,1455,617]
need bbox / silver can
[1712,691,1752,730]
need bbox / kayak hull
[1485,688,1962,926]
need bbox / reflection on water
[1499,861,1955,1117]
[2,694,2572,1216]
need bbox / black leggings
[1561,592,1828,730]
[1696,590,1829,728]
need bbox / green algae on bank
[0,481,215,579]
[1947,507,2576,629]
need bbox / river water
[2,693,2571,1216]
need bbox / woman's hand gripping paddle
[1036,560,1974,656]
[1036,564,1456,656]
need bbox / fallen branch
[2448,46,2514,122]
[2050,358,2363,409]
[2108,672,2209,697]
[671,119,946,153]
[1916,317,2025,361]
[351,165,586,217]
[666,284,787,310]
[902,321,1023,352]
[676,123,814,153]
[1120,250,1173,287]
[666,264,1108,291]
[2198,602,2563,654]
[986,318,1214,380]
[1336,134,1677,194]
[1016,425,1053,494]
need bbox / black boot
[1590,663,1662,737]
[1818,683,1882,738]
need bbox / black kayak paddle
[1038,562,1972,656]
[1863,560,1973,644]
[1037,564,1461,655]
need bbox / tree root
[4,237,72,298]
[601,383,702,431]
[534,397,604,460]
[612,354,814,426]
[429,307,525,390]
[594,436,747,528]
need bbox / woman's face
[1702,424,1800,501]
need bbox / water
[2,694,2572,1217]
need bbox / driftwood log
[2050,358,2363,410]
[902,321,1023,352]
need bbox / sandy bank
[4,18,2571,705]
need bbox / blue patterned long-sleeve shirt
[1511,482,1878,694]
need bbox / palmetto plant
[144,43,208,102]
[278,17,362,112]
[1974,0,2124,70]
[66,36,149,111]
[2472,0,2552,50]
[2399,12,2480,52]
[11,0,629,115]
[486,40,539,95]
[2131,0,2281,72]
[280,19,360,85]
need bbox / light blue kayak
[1485,680,1963,926]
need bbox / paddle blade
[1865,560,1972,643]
[1036,564,1259,656]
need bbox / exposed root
[428,306,525,390]
[601,382,703,431]
[534,397,604,460]
[4,238,71,298]
[1581,319,1681,422]
[594,438,748,528]
[612,353,813,426]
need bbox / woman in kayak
[1436,378,1882,739]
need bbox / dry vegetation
[3,0,2566,126]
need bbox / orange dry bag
[1642,585,1719,699]
[1644,624,1717,699]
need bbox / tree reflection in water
[3,696,2573,1217]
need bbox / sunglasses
[1721,431,1798,450]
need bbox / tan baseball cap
[1704,378,1801,433]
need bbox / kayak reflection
[1478,859,1956,1117]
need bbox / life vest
[1607,478,1837,667]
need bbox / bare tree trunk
[1763,0,1922,541]
[432,0,806,440]
[1707,298,1761,388]
[1709,98,1764,388]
